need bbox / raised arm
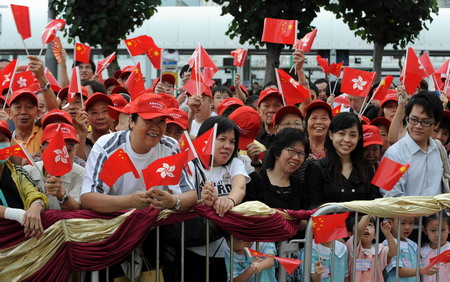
[28,56,58,111]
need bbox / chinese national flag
[51,37,64,64]
[68,67,81,103]
[437,59,450,74]
[142,151,188,190]
[11,4,31,40]
[45,68,61,92]
[96,52,116,75]
[140,36,162,70]
[0,59,18,92]
[276,68,309,105]
[334,94,350,106]
[0,144,32,163]
[316,55,330,74]
[230,48,248,67]
[294,29,317,52]
[329,62,344,77]
[332,104,345,117]
[372,75,394,101]
[179,131,197,162]
[312,212,350,244]
[99,149,140,187]
[262,18,297,45]
[11,71,37,92]
[75,43,91,64]
[125,63,145,101]
[124,37,145,56]
[371,157,410,191]
[246,248,302,275]
[421,250,450,275]
[42,126,72,176]
[193,125,216,170]
[41,19,65,45]
[401,47,427,95]
[340,67,376,97]
[419,52,435,76]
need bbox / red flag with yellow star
[75,43,91,64]
[262,18,297,45]
[139,36,162,70]
[312,212,349,244]
[246,248,302,275]
[275,68,309,105]
[372,75,394,101]
[316,55,330,74]
[125,63,145,100]
[332,104,344,117]
[421,250,450,275]
[124,37,143,56]
[99,148,140,187]
[371,157,410,191]
[0,144,32,164]
[329,62,344,77]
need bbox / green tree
[210,0,326,84]
[324,0,439,80]
[49,0,161,75]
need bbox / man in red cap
[362,125,384,170]
[255,88,283,148]
[24,123,83,210]
[165,108,188,141]
[154,74,176,96]
[188,91,213,137]
[81,94,196,213]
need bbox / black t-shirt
[255,124,275,149]
[0,165,24,209]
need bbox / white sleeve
[229,158,250,183]
[81,141,110,195]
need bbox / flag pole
[196,43,201,96]
[274,68,286,106]
[159,48,164,82]
[358,95,369,118]
[38,44,45,58]
[21,39,30,56]
[18,143,46,180]
[358,72,377,117]
[331,76,340,96]
[75,66,84,107]
[182,131,199,160]
[3,60,19,111]
[328,75,333,97]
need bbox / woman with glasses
[244,127,310,211]
[305,112,381,209]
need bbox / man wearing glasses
[381,91,444,197]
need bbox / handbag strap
[434,139,450,176]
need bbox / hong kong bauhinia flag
[142,151,188,190]
[42,126,72,176]
[294,29,317,52]
[230,48,248,67]
[41,19,66,45]
[262,18,297,45]
[0,59,18,92]
[340,67,376,97]
[11,71,37,92]
[276,69,309,105]
[192,125,216,170]
[96,52,116,75]
[401,47,427,94]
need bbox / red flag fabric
[401,47,427,95]
[68,67,81,103]
[372,75,394,101]
[0,59,18,92]
[142,151,188,190]
[0,144,32,163]
[99,149,140,187]
[11,71,37,92]
[230,48,248,67]
[188,45,218,86]
[276,69,309,105]
[262,18,297,45]
[436,59,449,74]
[42,126,73,176]
[41,19,66,45]
[329,62,344,77]
[340,67,376,97]
[433,73,444,91]
[192,126,216,170]
[419,52,435,76]
[421,250,450,275]
[183,67,212,96]
[316,55,330,74]
[125,63,145,101]
[294,29,317,52]
[179,131,197,163]
[45,68,62,92]
[371,157,410,191]
[334,94,350,106]
[332,104,345,116]
[139,36,162,70]
[96,52,116,75]
[246,248,302,275]
[124,37,145,56]
[75,43,91,64]
[312,212,350,244]
[51,37,64,64]
[11,4,31,40]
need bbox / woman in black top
[244,128,310,210]
[305,112,381,209]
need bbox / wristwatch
[172,195,181,211]
[39,82,51,91]
[57,191,69,204]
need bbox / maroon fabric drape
[0,205,314,281]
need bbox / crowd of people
[0,45,449,282]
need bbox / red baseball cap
[370,117,391,130]
[113,70,122,79]
[104,77,120,88]
[0,120,12,140]
[230,85,249,96]
[108,103,131,120]
[305,100,332,117]
[360,115,370,125]
[167,108,188,130]
[8,88,38,106]
[217,97,244,116]
[155,74,176,85]
[109,94,128,109]
[41,109,73,129]
[257,88,282,106]
[119,66,135,79]
[84,92,114,111]
[110,86,129,95]
[380,91,398,108]
[228,106,261,150]
[362,125,383,148]
[158,93,179,108]
[129,93,171,120]
[57,86,88,101]
[41,123,79,144]
[273,106,304,126]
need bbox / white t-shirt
[81,130,194,196]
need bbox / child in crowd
[384,217,439,281]
[421,213,450,281]
[346,215,396,281]
[300,239,349,282]
[224,234,277,282]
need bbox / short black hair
[245,95,259,109]
[82,80,106,94]
[308,82,319,97]
[265,128,309,170]
[220,105,241,118]
[405,91,443,123]
[180,64,190,79]
[212,86,232,97]
[74,60,96,74]
[263,82,277,89]
[313,78,328,86]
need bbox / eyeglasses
[406,117,435,127]
[283,148,306,158]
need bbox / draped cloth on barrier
[321,194,450,218]
[0,201,314,282]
